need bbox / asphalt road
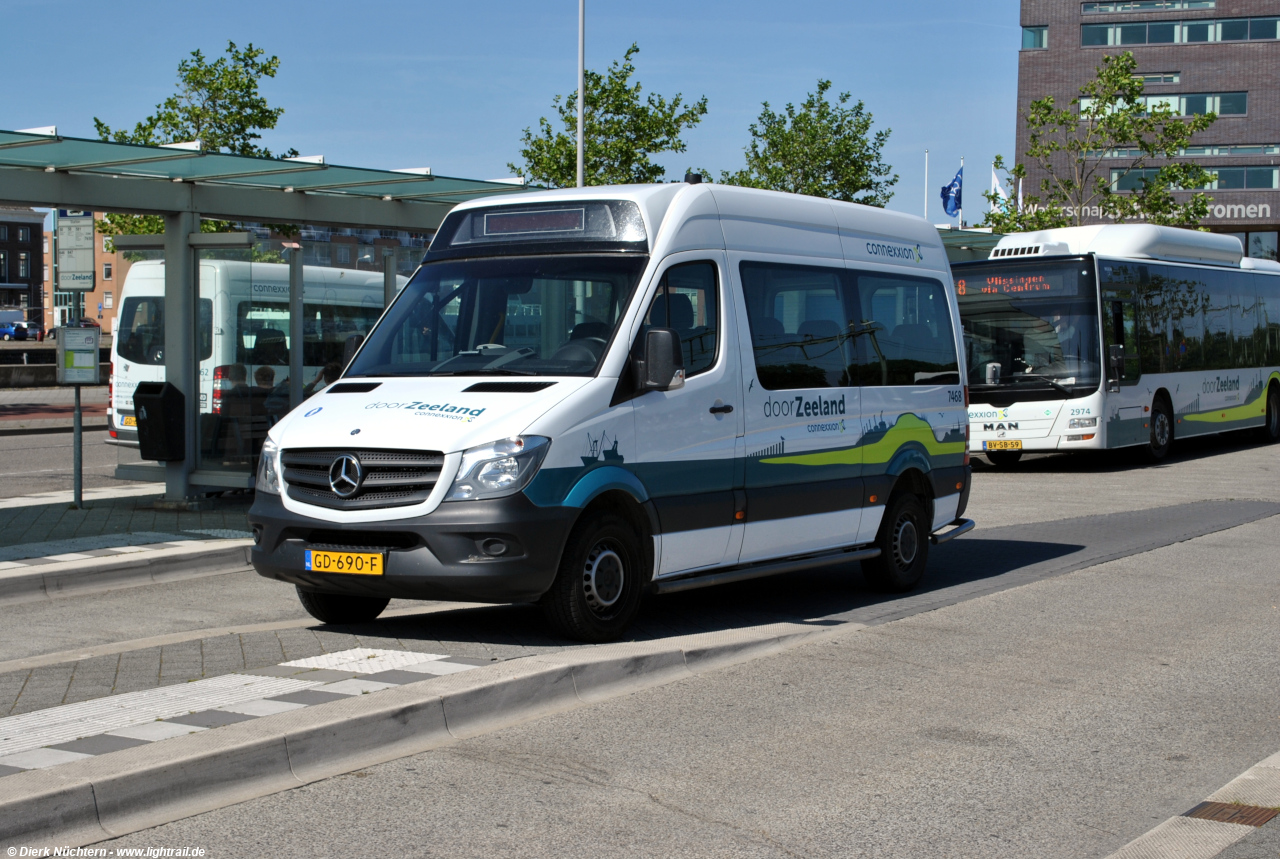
[0,427,127,497]
[7,429,1279,857]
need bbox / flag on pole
[991,163,1009,203]
[941,166,963,218]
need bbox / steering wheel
[551,337,607,364]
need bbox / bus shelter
[0,128,525,504]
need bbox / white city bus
[109,259,396,448]
[953,224,1280,465]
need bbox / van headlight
[446,436,550,501]
[257,438,282,495]
[1068,417,1098,429]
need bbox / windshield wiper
[1007,374,1073,396]
[439,368,540,377]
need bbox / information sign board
[56,327,100,385]
[56,210,95,292]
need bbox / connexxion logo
[866,241,923,263]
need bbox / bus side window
[1107,300,1139,381]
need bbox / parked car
[18,322,44,342]
[0,310,28,341]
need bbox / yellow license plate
[305,549,385,576]
[121,415,137,427]
[984,440,1023,451]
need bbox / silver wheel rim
[582,543,625,612]
[1154,411,1171,448]
[893,516,919,568]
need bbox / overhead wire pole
[923,150,928,220]
[577,0,585,188]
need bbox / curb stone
[0,620,846,847]
[0,541,253,606]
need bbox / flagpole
[576,0,585,188]
[923,149,929,220]
[958,156,964,227]
[990,160,996,216]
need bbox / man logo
[328,454,364,498]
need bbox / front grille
[282,448,445,510]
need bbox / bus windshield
[346,254,648,378]
[954,258,1100,397]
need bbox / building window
[17,228,29,243]
[1084,1,1214,11]
[43,265,49,283]
[0,226,7,242]
[105,291,113,309]
[1022,26,1048,49]
[336,245,351,264]
[102,235,110,253]
[42,235,48,253]
[1111,165,1278,190]
[103,262,113,281]
[17,253,29,279]
[1084,17,1279,46]
[1137,72,1180,84]
[0,251,6,281]
[1080,92,1246,116]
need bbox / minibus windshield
[346,255,648,378]
[954,258,1101,396]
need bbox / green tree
[509,44,708,187]
[983,52,1216,231]
[94,41,297,244]
[718,79,897,206]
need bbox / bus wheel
[296,586,389,625]
[862,492,930,593]
[985,450,1022,468]
[541,511,645,643]
[1145,399,1174,461]
[1262,385,1280,444]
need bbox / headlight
[257,438,281,495]
[446,436,550,501]
[1068,417,1098,429]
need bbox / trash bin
[134,382,185,461]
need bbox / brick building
[1018,0,1280,257]
[0,206,45,315]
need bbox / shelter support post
[289,249,305,410]
[383,249,396,308]
[162,211,198,503]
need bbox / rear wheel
[541,511,646,643]
[985,449,1023,468]
[1144,398,1174,462]
[1260,385,1280,444]
[296,587,389,625]
[861,492,930,593]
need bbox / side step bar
[930,518,975,545]
[653,546,882,595]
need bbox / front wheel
[541,511,646,642]
[1260,385,1280,444]
[1144,398,1174,462]
[296,586,389,625]
[861,492,930,593]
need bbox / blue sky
[0,0,1020,224]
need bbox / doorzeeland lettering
[764,394,847,419]
[1203,376,1241,394]
[365,401,486,417]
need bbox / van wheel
[1260,385,1280,443]
[541,511,645,643]
[861,492,930,593]
[296,586,389,624]
[1143,398,1174,462]
[985,450,1022,468]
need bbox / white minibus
[249,182,976,641]
[110,259,394,455]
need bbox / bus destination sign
[955,271,1075,298]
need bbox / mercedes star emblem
[328,454,364,498]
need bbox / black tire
[1143,397,1174,462]
[1260,385,1280,444]
[296,586,389,624]
[861,492,930,593]
[541,511,646,643]
[985,449,1023,468]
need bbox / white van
[110,259,393,450]
[249,182,975,641]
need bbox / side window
[739,261,852,390]
[644,261,718,377]
[853,272,959,386]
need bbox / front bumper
[248,491,578,603]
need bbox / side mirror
[1108,344,1124,378]
[984,362,1001,385]
[637,327,685,391]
